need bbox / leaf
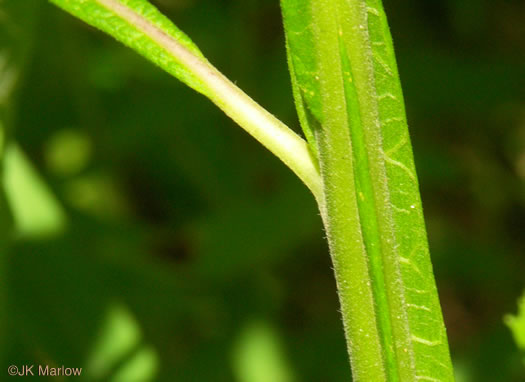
[281,0,454,380]
[51,0,207,94]
[232,321,295,382]
[49,0,322,198]
[505,291,525,365]
[86,303,159,381]
[3,143,67,238]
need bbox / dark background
[1,0,524,381]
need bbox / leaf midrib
[51,0,323,198]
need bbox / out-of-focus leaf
[86,303,142,378]
[44,128,92,176]
[110,346,159,382]
[232,321,295,382]
[2,143,67,237]
[1,0,40,234]
[505,291,525,365]
[86,303,159,381]
[64,173,129,219]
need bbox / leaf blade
[52,0,206,93]
[360,2,454,379]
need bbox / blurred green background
[1,0,524,381]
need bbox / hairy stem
[282,0,454,380]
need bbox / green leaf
[232,321,295,382]
[3,143,67,238]
[49,0,322,199]
[50,0,207,94]
[86,303,159,381]
[281,1,454,381]
[505,292,525,365]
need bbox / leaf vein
[411,335,442,347]
[406,303,432,312]
[383,152,416,181]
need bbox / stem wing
[281,4,322,159]
[281,0,454,380]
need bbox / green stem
[311,1,387,380]
[304,0,454,380]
